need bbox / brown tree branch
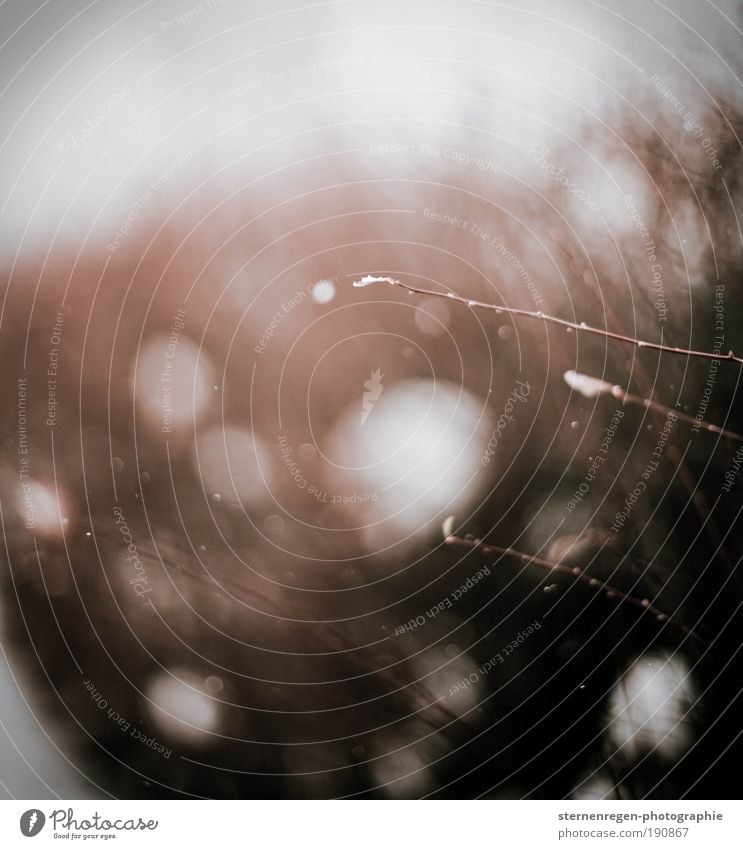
[442,531,703,644]
[353,276,743,366]
[564,370,743,443]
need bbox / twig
[441,526,702,644]
[352,276,743,366]
[564,370,743,444]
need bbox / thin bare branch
[443,532,703,644]
[352,276,743,366]
[564,369,743,443]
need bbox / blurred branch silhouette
[441,527,704,645]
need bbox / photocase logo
[360,368,384,425]
[20,809,45,837]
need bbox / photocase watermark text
[482,380,531,466]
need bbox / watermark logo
[361,369,384,426]
[20,810,45,837]
[481,380,531,466]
